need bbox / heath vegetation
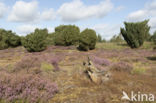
[0,20,156,103]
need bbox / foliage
[54,25,80,46]
[111,62,133,73]
[0,72,58,103]
[14,54,42,73]
[79,29,97,51]
[151,31,156,44]
[45,32,55,46]
[90,56,110,70]
[22,28,48,52]
[110,34,124,43]
[0,29,21,50]
[97,34,102,42]
[102,39,107,43]
[121,20,150,48]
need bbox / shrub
[121,20,150,48]
[0,29,21,50]
[54,25,80,46]
[14,54,42,73]
[22,29,48,52]
[79,29,97,51]
[91,56,110,66]
[45,53,64,71]
[90,56,110,70]
[110,34,124,43]
[111,62,133,73]
[151,31,156,44]
[97,34,102,42]
[0,72,58,103]
[45,32,55,46]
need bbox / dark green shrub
[0,29,21,50]
[79,29,97,51]
[121,20,150,48]
[54,25,80,46]
[46,32,55,46]
[22,28,48,52]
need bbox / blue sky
[0,0,156,39]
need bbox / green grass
[96,42,129,50]
[96,42,155,50]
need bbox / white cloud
[0,2,7,18]
[16,25,37,35]
[41,8,56,21]
[127,10,147,22]
[58,0,113,22]
[8,1,40,22]
[127,0,156,32]
[91,23,121,40]
[16,25,54,36]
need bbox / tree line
[0,20,156,52]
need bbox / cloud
[16,25,37,35]
[127,10,147,21]
[41,8,56,21]
[0,2,7,18]
[16,25,54,36]
[58,0,113,22]
[91,23,121,40]
[8,1,39,22]
[127,0,156,32]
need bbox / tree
[97,34,102,42]
[54,25,80,46]
[22,28,48,52]
[110,33,124,43]
[121,20,150,48]
[0,29,21,50]
[79,29,97,51]
[151,31,156,44]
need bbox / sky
[0,0,156,40]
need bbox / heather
[0,71,58,103]
[0,41,156,103]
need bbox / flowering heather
[91,56,110,66]
[14,54,42,72]
[90,56,110,71]
[0,72,58,103]
[44,53,65,71]
[111,61,133,73]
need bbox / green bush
[97,34,102,42]
[54,25,80,46]
[151,31,156,44]
[0,29,21,50]
[79,29,97,51]
[46,32,55,46]
[121,20,150,48]
[22,28,48,52]
[110,34,124,43]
